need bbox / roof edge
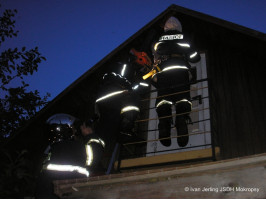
[168,4,266,41]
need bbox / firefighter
[35,114,105,198]
[95,51,152,147]
[149,16,201,147]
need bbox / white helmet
[46,113,77,144]
[164,16,182,32]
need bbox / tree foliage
[0,149,34,198]
[0,5,50,139]
[0,4,51,198]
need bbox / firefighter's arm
[186,51,201,63]
[85,138,105,167]
[185,41,201,63]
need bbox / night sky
[1,0,266,100]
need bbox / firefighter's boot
[175,99,192,147]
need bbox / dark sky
[1,0,266,100]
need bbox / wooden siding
[164,11,266,159]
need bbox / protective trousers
[155,67,191,147]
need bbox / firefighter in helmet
[148,16,201,147]
[35,113,105,198]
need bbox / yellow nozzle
[143,69,157,80]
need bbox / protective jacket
[35,137,105,198]
[152,29,200,109]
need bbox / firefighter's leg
[175,99,192,147]
[156,100,172,147]
[189,66,197,83]
[95,101,121,149]
[120,106,140,138]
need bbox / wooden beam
[114,147,220,169]
[55,153,266,199]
